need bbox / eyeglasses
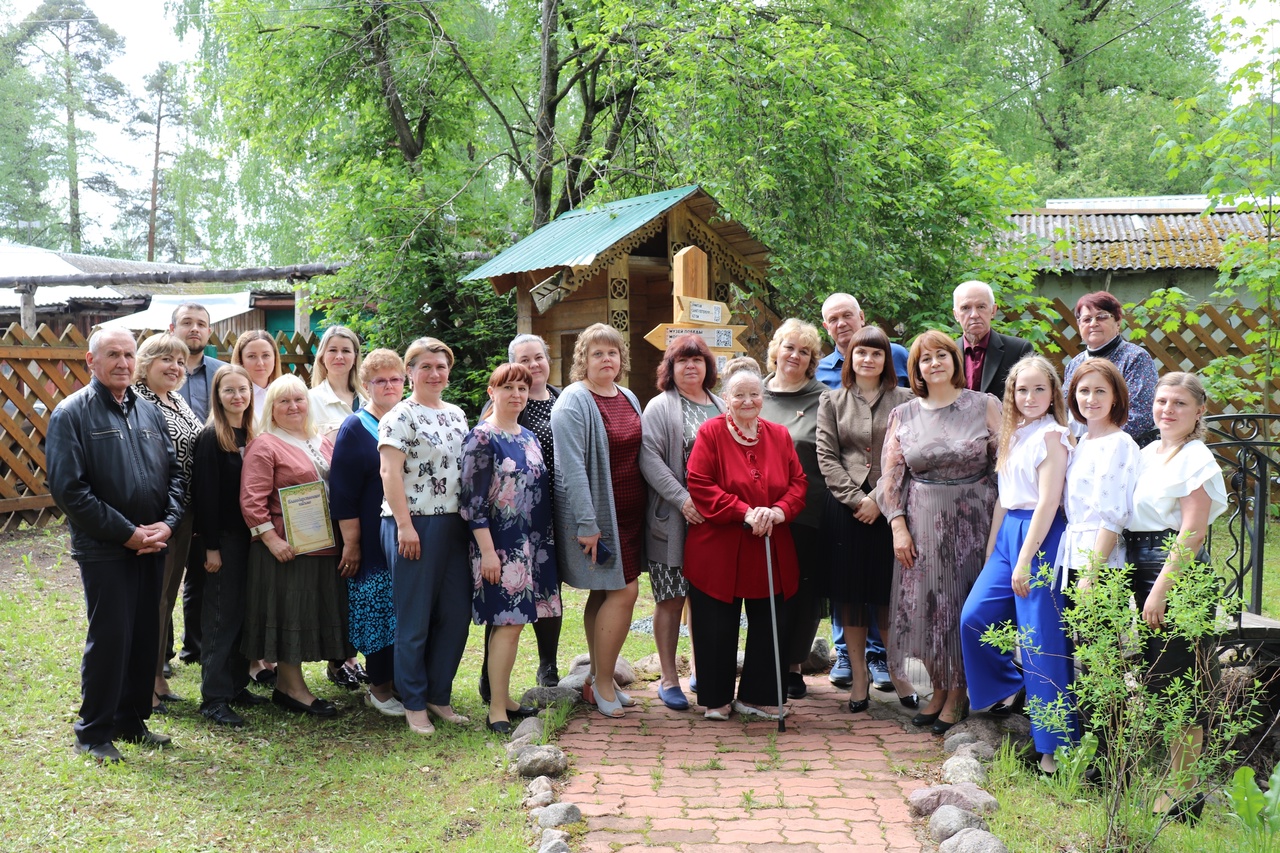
[370,377,406,389]
[1078,312,1114,326]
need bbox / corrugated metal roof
[0,284,129,309]
[461,186,701,282]
[1009,211,1271,271]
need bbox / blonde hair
[569,323,630,383]
[311,325,362,393]
[1156,372,1208,458]
[766,318,822,379]
[133,333,189,388]
[359,348,405,388]
[996,355,1067,472]
[261,374,317,437]
[404,337,454,371]
[208,365,257,452]
[231,330,281,385]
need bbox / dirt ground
[0,524,81,591]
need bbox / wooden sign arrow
[645,323,747,352]
[675,296,733,326]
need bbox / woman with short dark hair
[639,334,724,710]
[1063,291,1159,442]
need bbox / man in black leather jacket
[48,328,184,763]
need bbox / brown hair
[906,330,965,398]
[995,355,1067,472]
[489,362,533,388]
[1067,359,1129,427]
[840,326,897,392]
[569,323,630,383]
[208,365,257,452]
[656,334,717,393]
[1074,291,1124,321]
[766,318,822,379]
[230,330,281,384]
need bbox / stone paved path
[556,672,941,853]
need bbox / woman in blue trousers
[961,355,1077,771]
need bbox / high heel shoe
[1164,792,1206,824]
[931,708,968,735]
[988,687,1025,717]
[898,692,919,710]
[425,704,469,725]
[848,694,870,714]
[911,709,941,727]
[593,687,624,718]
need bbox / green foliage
[983,546,1261,852]
[1228,762,1280,849]
[1154,13,1280,411]
[0,7,54,244]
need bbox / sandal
[592,681,624,718]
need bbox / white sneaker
[364,690,406,717]
[733,700,788,721]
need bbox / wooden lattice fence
[1022,298,1278,415]
[0,325,318,532]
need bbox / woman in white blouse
[960,356,1075,763]
[1057,360,1141,585]
[310,326,368,436]
[378,337,471,736]
[1124,372,1227,822]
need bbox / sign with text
[675,296,732,326]
[644,323,746,353]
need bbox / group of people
[53,285,1227,824]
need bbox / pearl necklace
[726,414,759,445]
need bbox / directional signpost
[648,246,745,359]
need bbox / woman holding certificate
[379,337,471,736]
[241,374,350,717]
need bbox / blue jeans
[382,515,470,711]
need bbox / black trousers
[76,553,163,745]
[200,531,251,706]
[365,645,395,686]
[180,538,206,662]
[689,585,785,710]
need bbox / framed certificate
[278,480,335,554]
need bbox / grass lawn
[0,523,663,853]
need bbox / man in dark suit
[953,280,1034,401]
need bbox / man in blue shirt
[817,292,906,692]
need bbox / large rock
[527,776,555,796]
[564,654,635,686]
[536,802,583,828]
[943,732,979,753]
[939,828,1009,853]
[955,742,996,761]
[513,716,545,742]
[802,637,831,673]
[540,828,570,847]
[522,685,582,708]
[556,672,590,692]
[944,715,1031,755]
[524,790,555,809]
[930,806,988,843]
[942,756,988,785]
[908,783,1000,817]
[632,652,663,678]
[538,840,571,853]
[517,745,570,778]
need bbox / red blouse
[683,415,807,603]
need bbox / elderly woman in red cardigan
[684,360,807,722]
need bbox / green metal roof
[460,186,700,282]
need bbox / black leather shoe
[272,690,338,717]
[848,694,870,714]
[486,718,512,735]
[119,728,173,747]
[155,691,183,703]
[162,662,173,679]
[326,662,361,691]
[911,710,940,727]
[786,671,808,699]
[1167,793,1205,824]
[536,663,560,688]
[201,702,246,728]
[231,689,269,707]
[74,740,123,763]
[508,704,539,718]
[931,710,968,736]
[898,692,919,710]
[988,688,1025,717]
[150,701,169,716]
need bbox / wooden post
[516,286,533,335]
[672,245,709,320]
[16,286,36,334]
[294,285,311,333]
[607,255,630,386]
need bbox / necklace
[726,414,759,444]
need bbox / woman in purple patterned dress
[878,330,1000,733]
[461,363,562,734]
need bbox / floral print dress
[459,422,562,625]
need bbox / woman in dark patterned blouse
[133,333,204,715]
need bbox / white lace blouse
[1056,429,1141,571]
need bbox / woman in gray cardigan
[639,335,725,710]
[551,323,644,718]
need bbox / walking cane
[746,522,787,733]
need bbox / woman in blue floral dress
[460,362,562,734]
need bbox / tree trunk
[147,85,163,262]
[62,27,81,254]
[532,0,559,229]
